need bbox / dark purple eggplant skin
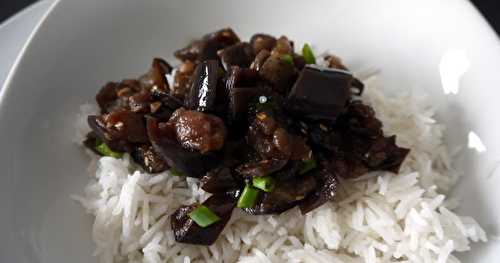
[171,190,239,245]
[259,55,296,94]
[285,66,353,121]
[250,50,271,72]
[200,166,240,193]
[235,158,288,178]
[243,173,317,215]
[174,28,240,63]
[219,42,255,69]
[364,135,410,173]
[146,117,219,178]
[185,60,220,112]
[249,33,277,54]
[298,169,338,214]
[131,145,168,173]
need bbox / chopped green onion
[299,159,317,175]
[302,43,316,64]
[281,54,294,65]
[169,167,185,177]
[252,176,276,192]
[95,139,123,158]
[237,184,260,208]
[188,205,221,227]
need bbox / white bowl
[1,0,499,262]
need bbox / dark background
[0,0,499,35]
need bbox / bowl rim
[0,0,61,110]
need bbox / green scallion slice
[237,184,260,208]
[302,43,316,64]
[281,54,294,65]
[252,176,276,192]
[299,159,317,175]
[188,205,221,227]
[95,139,123,158]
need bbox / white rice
[73,75,486,263]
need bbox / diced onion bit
[95,139,123,158]
[299,159,317,175]
[188,205,221,227]
[281,54,294,65]
[237,184,260,208]
[302,43,316,64]
[252,176,276,192]
[170,167,184,177]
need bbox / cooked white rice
[73,75,486,263]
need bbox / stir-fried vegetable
[302,43,316,64]
[237,184,260,208]
[188,205,221,227]
[95,139,123,158]
[84,27,410,246]
[281,54,294,65]
[252,176,276,192]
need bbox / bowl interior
[1,0,500,262]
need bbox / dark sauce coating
[84,28,410,246]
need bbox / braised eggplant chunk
[170,108,226,153]
[285,66,352,121]
[219,42,255,69]
[131,145,168,173]
[185,60,220,112]
[299,169,338,214]
[147,117,219,178]
[244,173,317,215]
[171,191,239,245]
[84,28,410,246]
[250,33,277,54]
[201,166,240,193]
[174,28,240,63]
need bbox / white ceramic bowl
[1,0,499,262]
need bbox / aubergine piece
[171,60,196,100]
[96,80,141,113]
[364,135,410,173]
[299,169,338,214]
[128,89,152,113]
[185,60,220,112]
[285,65,353,121]
[219,42,255,69]
[250,34,277,54]
[250,50,271,72]
[225,67,267,122]
[95,82,119,112]
[170,108,226,153]
[171,190,239,245]
[220,139,258,168]
[174,28,240,63]
[139,58,172,92]
[146,117,219,178]
[87,109,148,153]
[337,101,383,138]
[293,54,306,70]
[244,173,317,215]
[246,113,293,160]
[131,145,168,173]
[259,55,296,94]
[200,166,240,193]
[235,158,288,178]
